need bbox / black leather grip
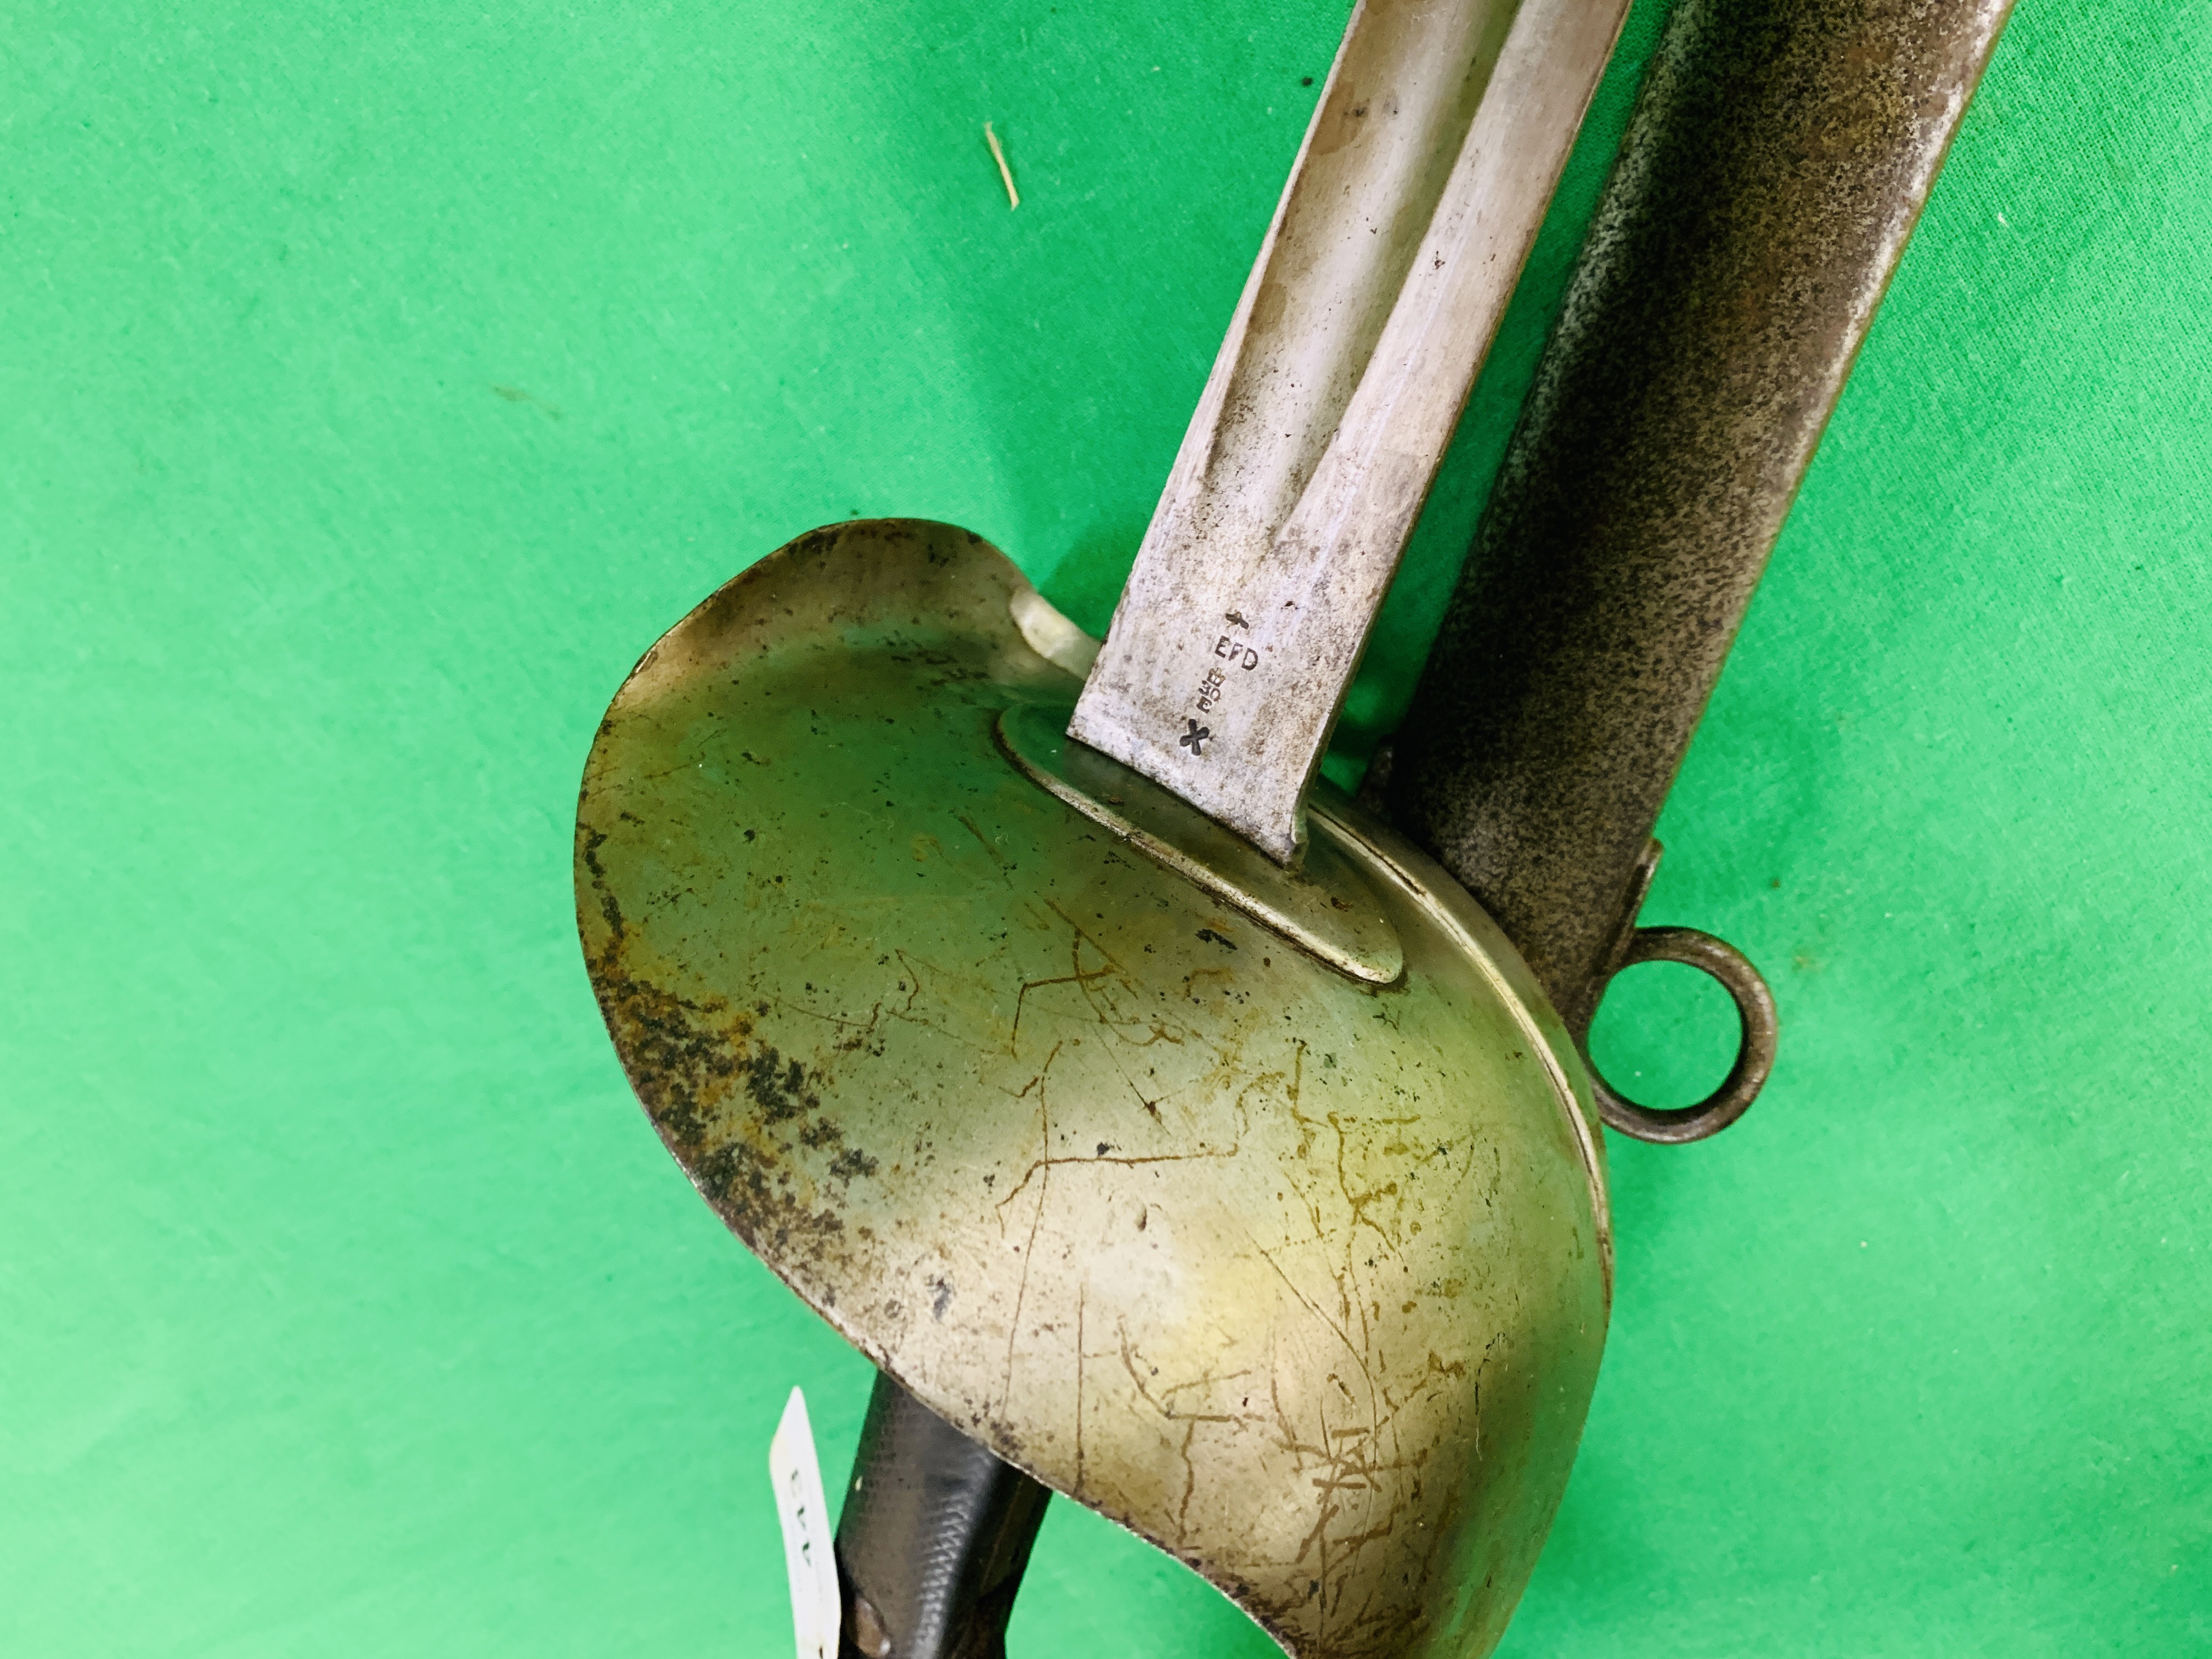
[834,1371,1052,1659]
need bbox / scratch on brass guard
[996,702,1403,988]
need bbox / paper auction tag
[768,1386,840,1659]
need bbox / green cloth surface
[3,0,2207,1652]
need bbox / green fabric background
[4,0,2207,1652]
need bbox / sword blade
[1070,0,1633,862]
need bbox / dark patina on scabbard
[1389,0,2014,1141]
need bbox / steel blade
[1070,0,1633,863]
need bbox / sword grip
[833,1370,1051,1659]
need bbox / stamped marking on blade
[769,1386,839,1659]
[998,702,1403,985]
[1068,0,1634,864]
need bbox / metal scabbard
[1389,0,2014,1139]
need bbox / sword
[829,1,1635,1647]
[574,0,2013,1654]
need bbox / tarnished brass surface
[996,703,1404,987]
[576,520,1610,1657]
